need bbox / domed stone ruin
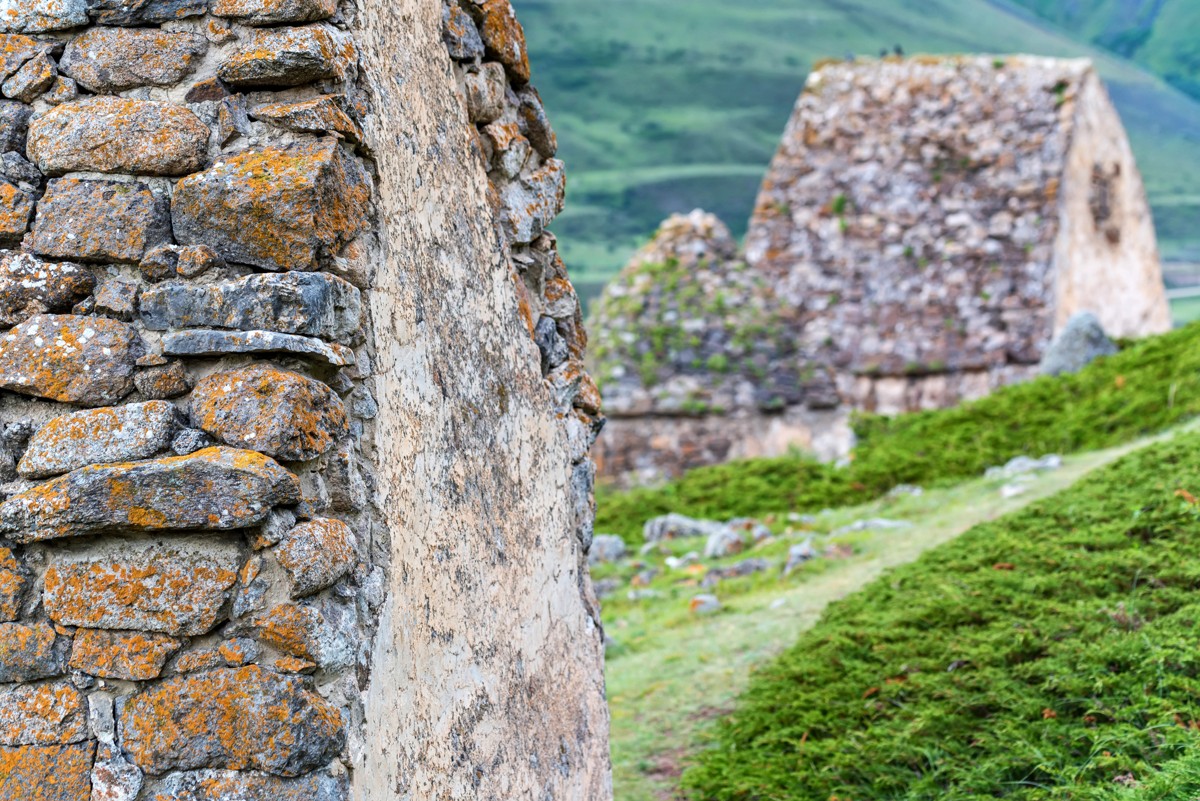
[0,1,610,799]
[593,55,1170,484]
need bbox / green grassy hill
[998,0,1200,100]
[514,0,1200,300]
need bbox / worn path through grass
[603,426,1197,801]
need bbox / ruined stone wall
[0,0,608,798]
[591,56,1169,485]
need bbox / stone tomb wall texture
[592,56,1169,484]
[0,0,609,799]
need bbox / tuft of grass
[596,323,1200,542]
[683,433,1200,799]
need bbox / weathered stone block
[134,360,191,399]
[0,34,43,80]
[60,27,207,93]
[44,542,241,636]
[0,253,92,327]
[140,272,362,343]
[69,629,182,680]
[0,742,95,801]
[42,75,75,105]
[252,598,355,671]
[29,97,210,176]
[172,139,370,271]
[0,314,142,406]
[147,770,348,801]
[91,757,144,801]
[89,0,208,25]
[0,0,87,33]
[0,548,29,621]
[499,158,565,244]
[0,622,66,682]
[213,0,335,25]
[250,95,363,142]
[18,401,179,479]
[218,25,353,88]
[0,447,300,542]
[0,181,32,245]
[517,86,557,158]
[276,518,356,597]
[163,329,355,366]
[31,178,172,263]
[190,365,348,461]
[0,682,87,746]
[94,277,139,320]
[463,61,504,124]
[443,3,483,61]
[0,99,32,152]
[119,666,345,776]
[176,245,223,278]
[2,51,54,102]
[476,0,529,83]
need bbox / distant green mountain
[998,0,1200,100]
[514,0,1200,301]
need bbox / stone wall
[591,56,1169,485]
[0,0,609,799]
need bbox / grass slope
[596,323,1200,543]
[514,0,1200,296]
[603,440,1154,801]
[683,432,1200,800]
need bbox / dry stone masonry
[593,56,1169,484]
[0,0,609,799]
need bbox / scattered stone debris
[831,518,913,536]
[664,552,700,571]
[985,454,1063,479]
[887,484,924,498]
[703,527,745,560]
[588,534,627,565]
[702,559,770,588]
[784,538,818,576]
[643,513,732,544]
[689,594,721,615]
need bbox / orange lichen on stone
[28,96,211,177]
[0,446,301,541]
[250,94,363,142]
[44,544,241,637]
[0,622,64,682]
[119,665,345,776]
[0,742,95,801]
[172,139,371,272]
[477,0,530,83]
[0,548,28,621]
[190,365,349,462]
[252,602,316,660]
[68,629,182,680]
[0,681,87,746]
[60,26,207,92]
[275,518,356,597]
[0,314,142,406]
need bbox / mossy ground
[597,322,1200,544]
[682,432,1200,800]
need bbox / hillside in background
[514,0,1200,302]
[999,0,1200,100]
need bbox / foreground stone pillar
[0,0,610,798]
